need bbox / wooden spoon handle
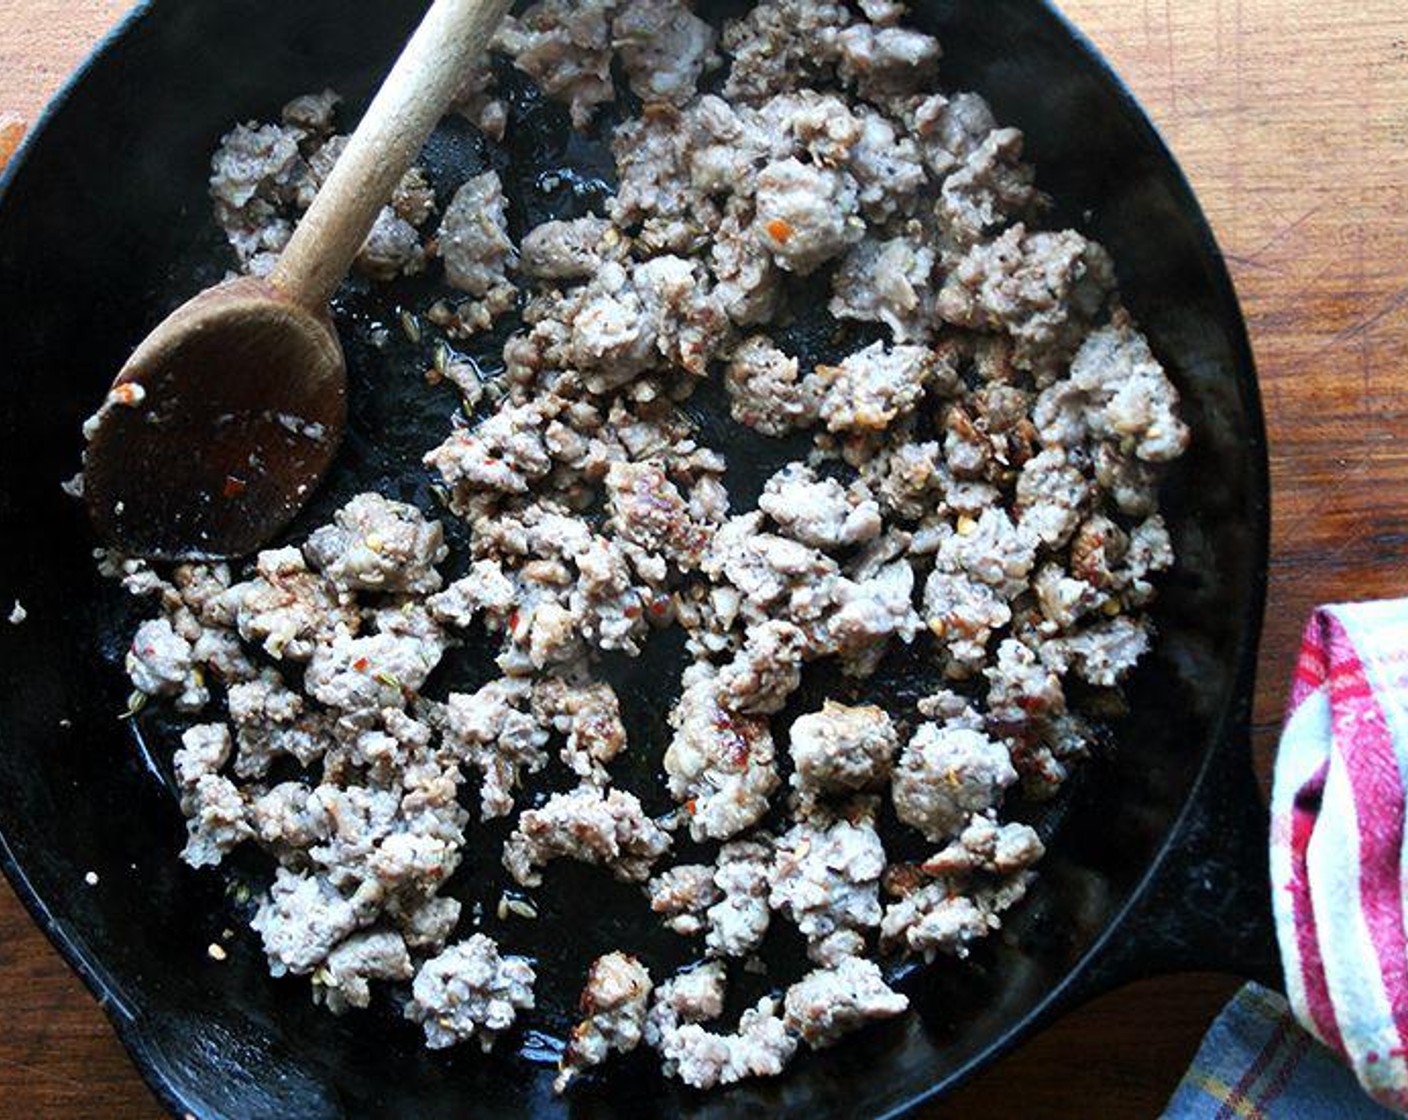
[270,0,512,311]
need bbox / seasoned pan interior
[0,1,1265,1117]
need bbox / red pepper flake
[713,712,755,768]
[222,476,248,499]
[623,604,642,619]
[0,118,25,175]
[353,657,370,672]
[507,610,520,632]
[648,599,670,617]
[766,218,794,244]
[684,799,697,816]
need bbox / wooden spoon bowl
[83,277,345,559]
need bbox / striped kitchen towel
[1168,601,1408,1118]
[1274,602,1408,1113]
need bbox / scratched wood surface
[2,0,1406,1115]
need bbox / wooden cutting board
[4,1,1407,1116]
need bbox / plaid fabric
[1164,984,1397,1119]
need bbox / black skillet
[0,1,1272,1116]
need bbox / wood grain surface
[3,0,1406,1116]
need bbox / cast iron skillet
[0,1,1272,1116]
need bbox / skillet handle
[1066,722,1282,1001]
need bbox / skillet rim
[0,2,1271,1116]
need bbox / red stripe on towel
[1289,613,1330,712]
[1289,754,1344,1054]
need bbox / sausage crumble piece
[405,935,537,1051]
[556,952,654,1092]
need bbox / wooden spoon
[83,0,512,561]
